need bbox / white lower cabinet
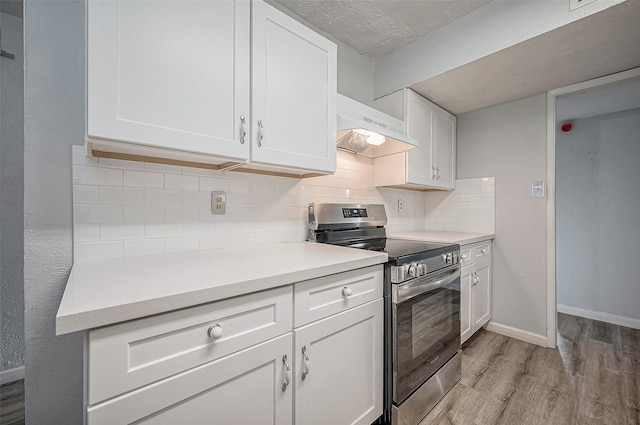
[294,299,383,425]
[460,241,492,344]
[86,265,383,425]
[88,333,293,425]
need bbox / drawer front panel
[459,247,473,267]
[474,242,491,260]
[294,265,383,327]
[89,286,292,404]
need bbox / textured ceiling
[275,0,491,60]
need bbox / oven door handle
[393,266,460,304]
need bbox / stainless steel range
[308,203,461,425]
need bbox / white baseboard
[557,304,640,330]
[484,321,548,347]
[0,365,25,384]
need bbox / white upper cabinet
[374,89,456,190]
[88,0,251,161]
[87,0,337,175]
[251,1,337,173]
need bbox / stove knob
[418,263,427,275]
[446,254,453,265]
[453,253,459,264]
[408,264,418,277]
[441,254,448,264]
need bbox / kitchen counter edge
[56,242,387,335]
[389,230,494,246]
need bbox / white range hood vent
[336,94,418,158]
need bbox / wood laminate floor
[0,380,24,425]
[420,313,640,425]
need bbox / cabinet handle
[436,167,441,180]
[480,248,488,254]
[461,254,468,260]
[281,354,291,392]
[432,166,437,179]
[342,286,353,297]
[301,345,311,380]
[257,120,264,147]
[207,323,223,340]
[239,115,246,144]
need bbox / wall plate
[211,191,226,214]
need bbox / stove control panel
[391,252,460,284]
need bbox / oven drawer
[294,265,383,327]
[88,286,292,405]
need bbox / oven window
[411,291,455,358]
[394,280,460,403]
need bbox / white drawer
[459,247,474,267]
[88,286,292,404]
[294,265,383,327]
[474,242,491,259]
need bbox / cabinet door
[294,299,383,425]
[405,90,435,186]
[433,109,456,189]
[473,258,491,329]
[88,334,293,425]
[460,265,474,344]
[87,0,250,160]
[251,0,337,173]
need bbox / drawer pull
[480,248,488,254]
[282,355,291,392]
[301,346,311,380]
[342,286,353,297]
[461,254,468,260]
[207,324,223,340]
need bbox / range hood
[337,94,418,158]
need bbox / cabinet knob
[207,323,223,339]
[342,286,353,297]
[480,248,488,254]
[461,254,468,260]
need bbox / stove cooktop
[340,238,458,265]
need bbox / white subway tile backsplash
[74,224,100,243]
[123,205,165,222]
[165,236,200,254]
[145,222,183,239]
[99,187,144,205]
[182,190,210,206]
[124,239,165,257]
[101,223,145,241]
[73,185,100,204]
[165,173,199,191]
[73,165,122,186]
[165,205,200,222]
[74,241,123,261]
[144,189,182,205]
[199,234,230,250]
[199,177,229,192]
[74,205,123,224]
[124,170,164,189]
[72,148,494,260]
[183,222,216,236]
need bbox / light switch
[532,181,545,198]
[211,191,226,214]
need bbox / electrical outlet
[398,199,404,213]
[211,191,226,214]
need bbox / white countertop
[389,230,494,245]
[56,242,387,335]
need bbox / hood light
[353,129,386,146]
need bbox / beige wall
[456,94,548,338]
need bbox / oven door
[392,266,460,404]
